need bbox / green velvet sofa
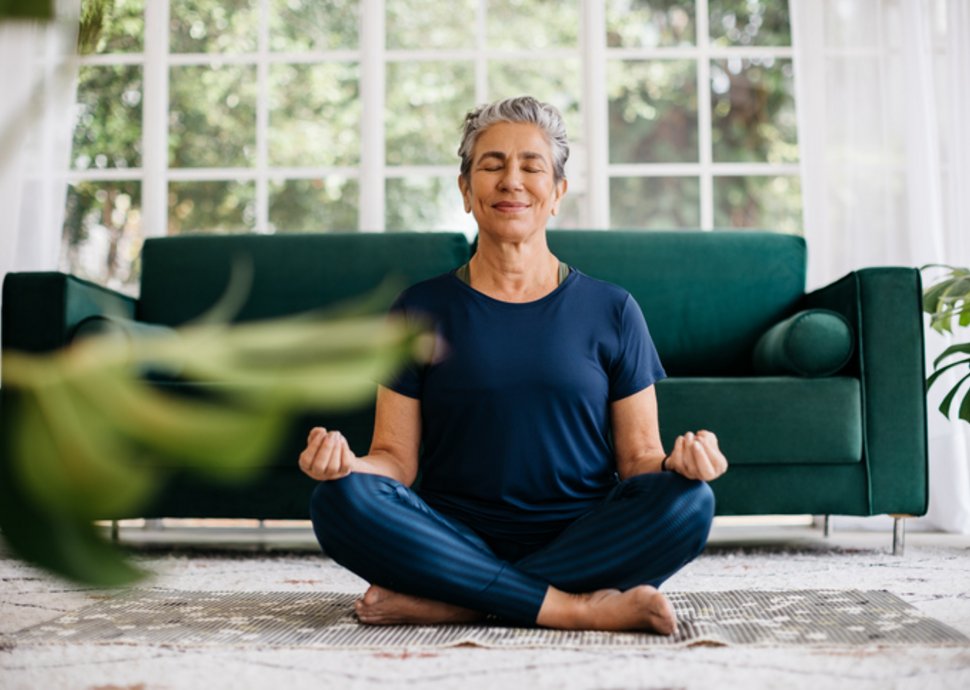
[1,231,928,545]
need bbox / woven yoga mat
[10,589,969,649]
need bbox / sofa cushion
[752,309,854,377]
[138,232,472,325]
[655,377,862,465]
[547,231,806,376]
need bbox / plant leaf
[11,386,158,521]
[960,383,970,425]
[923,279,953,315]
[938,371,970,420]
[83,374,287,479]
[922,265,970,332]
[941,276,970,300]
[178,348,410,410]
[960,307,970,329]
[933,343,970,368]
[926,357,970,391]
[0,409,146,587]
[0,297,431,587]
[0,500,146,587]
[165,315,422,411]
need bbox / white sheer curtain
[792,0,970,532]
[0,1,80,335]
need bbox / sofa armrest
[2,271,137,360]
[801,267,928,516]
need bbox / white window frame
[601,0,798,230]
[67,0,798,240]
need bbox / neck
[469,233,560,303]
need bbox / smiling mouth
[492,202,530,212]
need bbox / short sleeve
[383,291,423,399]
[608,294,666,401]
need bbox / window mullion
[359,0,386,232]
[256,0,270,233]
[476,0,488,101]
[696,0,714,231]
[581,0,609,228]
[143,0,170,238]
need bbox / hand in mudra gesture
[299,427,359,481]
[664,430,728,481]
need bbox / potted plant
[924,265,970,424]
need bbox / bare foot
[354,585,485,625]
[537,585,677,635]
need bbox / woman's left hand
[664,430,728,481]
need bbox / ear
[458,174,472,213]
[550,177,568,216]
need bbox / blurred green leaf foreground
[0,305,427,586]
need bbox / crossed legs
[309,471,714,633]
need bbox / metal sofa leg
[824,515,832,537]
[111,520,119,543]
[891,515,907,556]
[144,518,165,531]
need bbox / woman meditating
[299,96,728,635]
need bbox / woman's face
[459,121,567,242]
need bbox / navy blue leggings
[309,471,714,626]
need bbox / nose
[498,166,524,191]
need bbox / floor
[2,519,970,690]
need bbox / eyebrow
[476,151,548,164]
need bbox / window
[605,0,799,231]
[64,0,799,292]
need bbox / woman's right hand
[299,427,358,481]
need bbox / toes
[355,605,386,625]
[651,609,677,636]
[643,589,677,635]
[354,597,378,623]
[356,587,399,625]
[362,584,391,606]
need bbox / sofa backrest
[138,232,472,324]
[139,230,806,376]
[547,231,806,375]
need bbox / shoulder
[565,271,651,342]
[391,271,462,314]
[566,270,638,313]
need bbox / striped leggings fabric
[309,471,715,626]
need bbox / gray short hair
[458,96,569,183]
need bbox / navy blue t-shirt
[388,268,666,547]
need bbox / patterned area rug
[11,589,969,649]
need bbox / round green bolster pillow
[752,309,854,377]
